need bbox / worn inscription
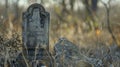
[23,4,49,49]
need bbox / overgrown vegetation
[0,0,120,67]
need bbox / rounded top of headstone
[27,3,45,12]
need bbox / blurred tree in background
[82,0,98,31]
[0,0,120,47]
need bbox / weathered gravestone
[54,38,81,67]
[54,38,93,67]
[15,3,54,67]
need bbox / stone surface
[15,3,53,67]
[54,38,81,67]
[22,3,49,51]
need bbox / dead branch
[101,0,118,45]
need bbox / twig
[101,0,117,45]
[4,48,9,67]
[45,47,55,67]
[21,48,30,67]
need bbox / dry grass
[0,3,120,67]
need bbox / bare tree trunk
[61,0,68,14]
[106,6,116,43]
[70,0,75,11]
[13,0,20,22]
[102,0,117,45]
[91,0,98,12]
[83,0,98,31]
[84,0,91,15]
[5,0,8,18]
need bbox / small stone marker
[16,3,53,67]
[54,38,81,67]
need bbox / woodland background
[0,0,120,67]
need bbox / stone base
[14,50,54,67]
